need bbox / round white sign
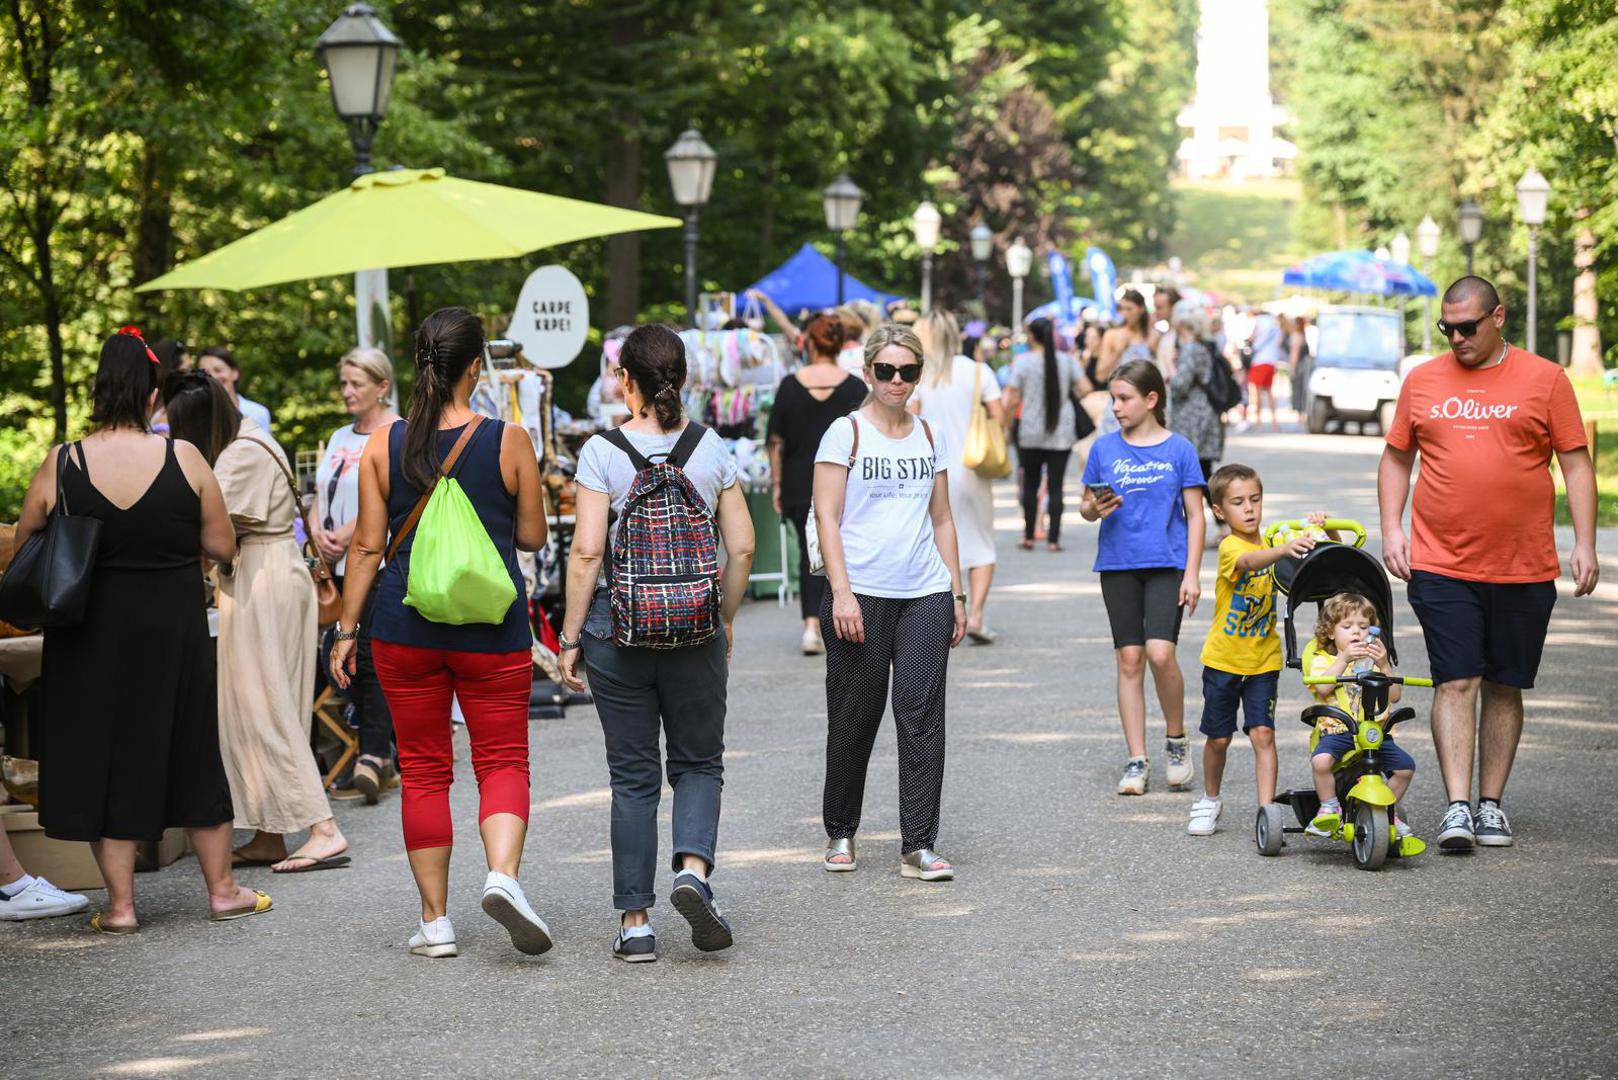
[508,265,589,368]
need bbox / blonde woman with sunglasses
[812,325,967,882]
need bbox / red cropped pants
[372,642,532,851]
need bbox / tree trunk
[603,11,642,328]
[132,142,174,326]
[1570,214,1603,378]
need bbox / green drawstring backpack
[386,415,517,626]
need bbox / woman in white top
[813,324,966,883]
[913,309,1005,643]
[309,348,399,802]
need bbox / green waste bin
[744,487,799,601]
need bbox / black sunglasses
[1436,308,1499,339]
[871,362,922,384]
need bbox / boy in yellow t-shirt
[1187,464,1326,836]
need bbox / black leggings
[785,503,827,621]
[1019,447,1072,543]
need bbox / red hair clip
[116,325,162,366]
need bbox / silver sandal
[823,837,857,872]
[899,848,955,881]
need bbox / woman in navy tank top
[329,307,550,960]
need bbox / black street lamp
[823,174,863,305]
[1457,198,1484,277]
[664,127,718,328]
[316,3,401,178]
[970,223,992,315]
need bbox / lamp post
[664,127,718,328]
[1391,231,1410,349]
[911,201,941,313]
[1516,166,1550,356]
[1416,214,1440,352]
[822,173,863,306]
[316,3,401,178]
[1006,237,1033,329]
[1457,198,1484,276]
[970,223,992,316]
[317,3,401,353]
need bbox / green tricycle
[1253,517,1433,871]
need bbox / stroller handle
[1265,518,1367,549]
[1304,675,1434,688]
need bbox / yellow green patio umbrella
[135,167,681,292]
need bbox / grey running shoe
[1473,802,1514,847]
[1165,736,1193,790]
[1437,803,1475,851]
[1117,757,1149,796]
[613,928,657,963]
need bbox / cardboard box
[1,804,103,892]
[1,804,189,891]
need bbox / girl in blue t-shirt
[1079,360,1207,797]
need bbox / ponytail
[1029,318,1062,434]
[404,307,484,490]
[619,324,688,431]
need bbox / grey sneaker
[1117,757,1149,796]
[1165,736,1193,790]
[1437,803,1475,851]
[1473,802,1514,847]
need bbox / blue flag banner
[1086,247,1117,319]
[1048,251,1075,317]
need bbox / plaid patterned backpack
[602,423,722,649]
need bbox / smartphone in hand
[1087,483,1117,500]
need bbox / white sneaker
[801,627,825,656]
[0,876,90,921]
[480,871,554,956]
[1165,737,1194,790]
[1117,758,1149,796]
[408,916,458,958]
[1187,797,1222,836]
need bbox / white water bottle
[1352,626,1381,676]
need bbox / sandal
[90,912,139,935]
[210,889,274,922]
[1046,542,1064,553]
[823,837,857,872]
[899,848,955,882]
[1017,539,1036,551]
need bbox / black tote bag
[0,443,102,629]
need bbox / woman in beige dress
[164,372,349,873]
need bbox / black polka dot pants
[820,590,953,854]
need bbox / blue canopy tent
[1282,249,1437,297]
[742,242,902,314]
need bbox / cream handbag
[961,363,1011,479]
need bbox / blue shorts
[1199,667,1279,739]
[1407,570,1557,689]
[1312,732,1415,773]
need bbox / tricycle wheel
[1255,804,1285,856]
[1352,802,1391,870]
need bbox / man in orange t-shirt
[1380,276,1599,852]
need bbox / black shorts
[1406,570,1557,689]
[1099,568,1184,649]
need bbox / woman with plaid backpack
[559,324,756,963]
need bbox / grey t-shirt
[1010,351,1083,450]
[575,423,738,514]
[574,423,738,632]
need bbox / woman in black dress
[767,313,868,655]
[13,330,271,932]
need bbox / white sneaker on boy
[1186,797,1222,836]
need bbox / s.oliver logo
[1428,396,1519,420]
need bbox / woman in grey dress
[1166,300,1227,490]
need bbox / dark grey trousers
[820,591,953,853]
[582,621,727,912]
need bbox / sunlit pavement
[5,430,1616,1078]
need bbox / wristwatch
[333,623,360,642]
[953,592,967,604]
[558,632,582,650]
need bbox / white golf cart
[1299,306,1404,435]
